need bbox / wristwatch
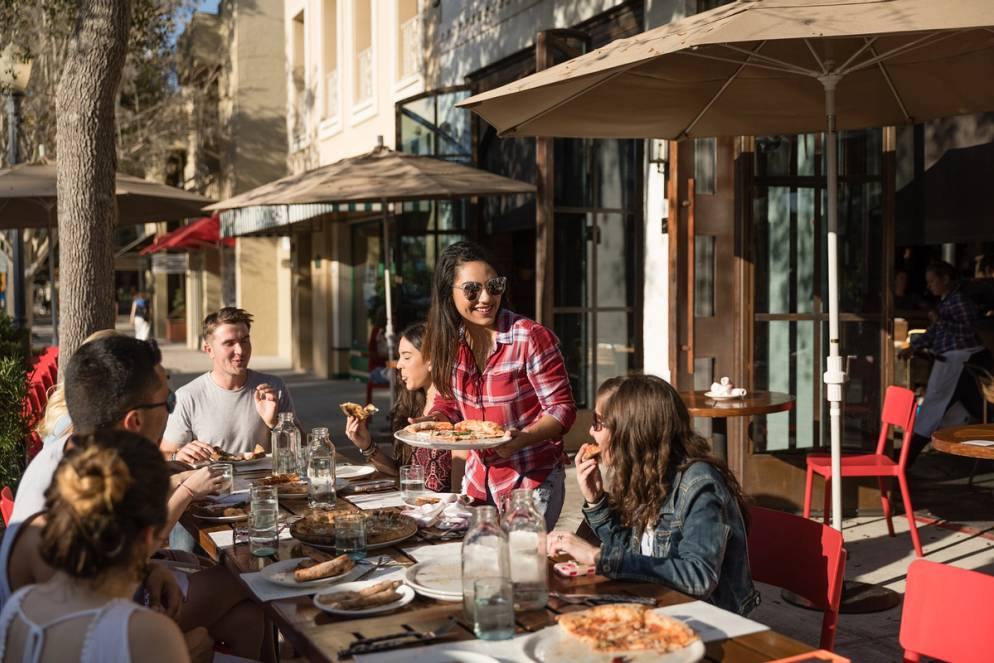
[361,443,378,458]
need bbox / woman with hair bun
[0,431,191,662]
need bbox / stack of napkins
[403,494,472,530]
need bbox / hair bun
[57,446,132,518]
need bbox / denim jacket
[584,461,760,615]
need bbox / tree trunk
[55,0,132,372]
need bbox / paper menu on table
[962,439,994,447]
[657,600,769,642]
[399,541,462,563]
[348,490,408,510]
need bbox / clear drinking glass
[473,577,515,640]
[249,485,279,557]
[209,462,233,496]
[400,464,425,504]
[335,513,367,560]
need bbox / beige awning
[205,145,536,212]
[0,163,215,228]
[459,0,994,139]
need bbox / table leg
[711,418,727,460]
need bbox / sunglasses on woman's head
[453,276,507,302]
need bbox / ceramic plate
[336,464,377,480]
[525,626,705,663]
[313,581,415,616]
[259,557,368,589]
[394,429,511,451]
[703,391,742,401]
[403,560,463,601]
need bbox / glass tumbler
[249,485,279,557]
[209,462,233,496]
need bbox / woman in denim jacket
[549,375,760,615]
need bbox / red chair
[804,385,923,557]
[1,486,14,526]
[900,559,994,662]
[748,506,846,651]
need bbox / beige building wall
[236,237,282,356]
[282,0,425,375]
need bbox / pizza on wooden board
[290,509,417,547]
[557,604,698,653]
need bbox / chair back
[1,486,14,526]
[876,386,917,460]
[900,559,994,663]
[748,506,846,651]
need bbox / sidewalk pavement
[154,336,994,662]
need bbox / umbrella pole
[821,74,846,532]
[47,206,57,347]
[382,200,396,413]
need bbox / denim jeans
[531,465,566,531]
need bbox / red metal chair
[748,506,846,651]
[803,385,923,557]
[1,486,14,526]
[900,559,994,662]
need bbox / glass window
[322,0,338,119]
[694,137,716,194]
[694,235,715,317]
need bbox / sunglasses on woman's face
[592,411,604,431]
[453,276,507,302]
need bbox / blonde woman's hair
[36,329,120,439]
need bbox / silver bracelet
[361,443,378,458]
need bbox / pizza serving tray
[524,625,705,663]
[394,429,512,451]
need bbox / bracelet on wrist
[360,443,378,458]
[179,482,196,499]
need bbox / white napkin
[402,495,472,528]
[398,541,463,564]
[962,439,994,447]
[208,528,293,549]
[656,600,769,642]
[348,491,409,510]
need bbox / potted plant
[166,288,186,343]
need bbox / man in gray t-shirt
[161,307,296,463]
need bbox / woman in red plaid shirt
[423,241,577,530]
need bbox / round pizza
[557,603,698,653]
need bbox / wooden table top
[181,465,818,663]
[680,390,796,419]
[931,424,994,460]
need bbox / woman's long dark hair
[601,375,750,533]
[391,322,429,464]
[423,241,505,400]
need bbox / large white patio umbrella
[459,0,994,531]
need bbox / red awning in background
[140,214,234,255]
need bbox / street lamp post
[0,45,32,334]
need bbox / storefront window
[752,130,885,452]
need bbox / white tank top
[0,585,144,663]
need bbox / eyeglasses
[132,389,176,416]
[591,411,604,431]
[453,277,507,302]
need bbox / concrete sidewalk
[154,336,994,662]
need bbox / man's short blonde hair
[202,307,253,343]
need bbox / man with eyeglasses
[10,335,173,525]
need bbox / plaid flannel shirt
[910,285,979,355]
[430,309,576,504]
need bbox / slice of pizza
[404,421,454,434]
[340,402,379,421]
[453,419,505,438]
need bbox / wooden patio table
[931,423,994,460]
[180,470,818,663]
[680,390,795,460]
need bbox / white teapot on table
[709,377,747,398]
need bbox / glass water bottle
[271,412,300,476]
[461,506,510,619]
[502,489,549,610]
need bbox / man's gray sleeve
[162,395,194,446]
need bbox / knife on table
[337,617,458,658]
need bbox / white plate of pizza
[524,604,704,663]
[395,420,511,450]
